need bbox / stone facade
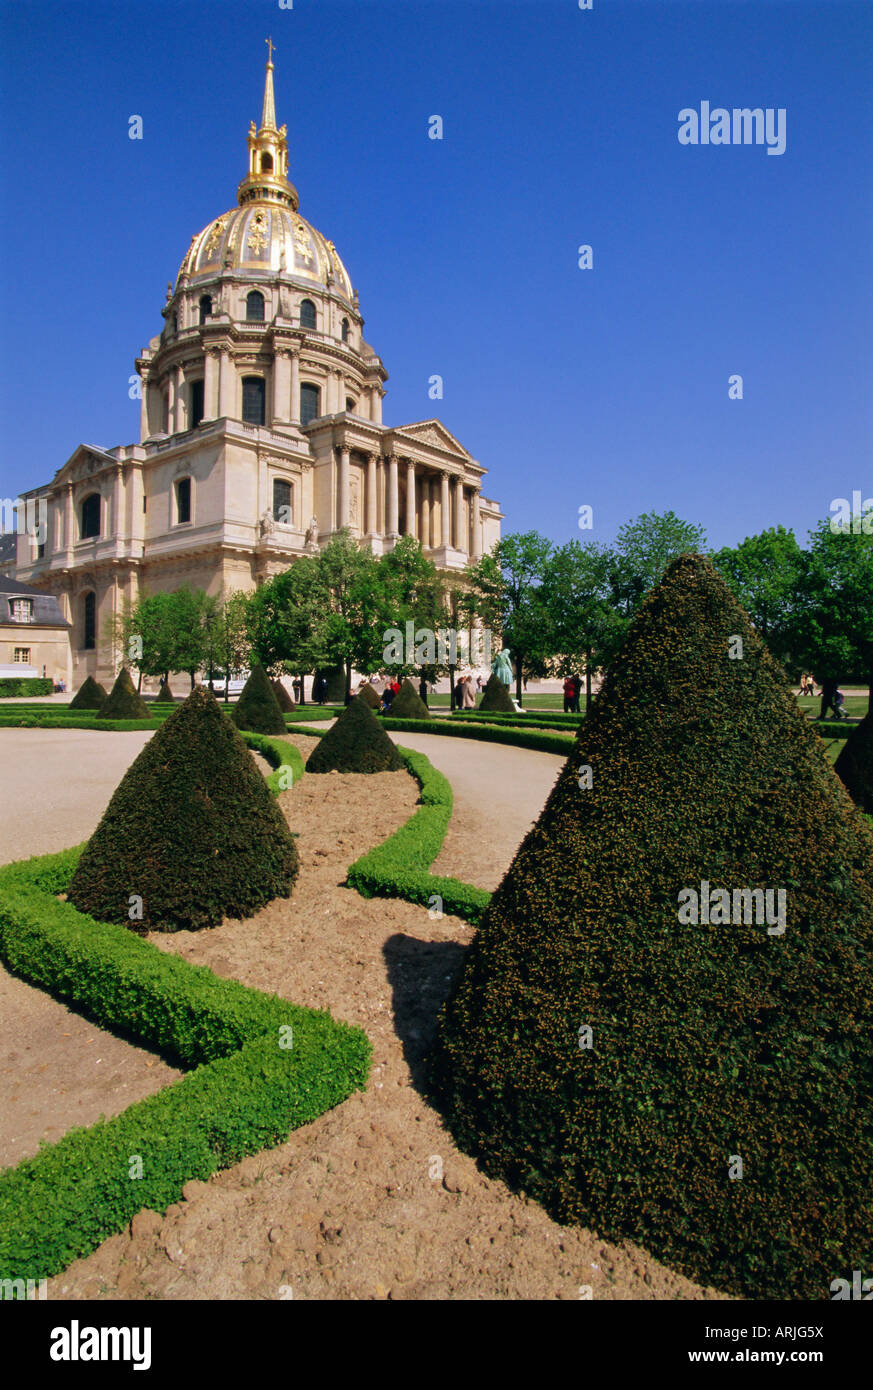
[10,55,501,686]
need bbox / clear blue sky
[1,0,871,553]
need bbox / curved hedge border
[445,710,582,732]
[379,716,574,756]
[0,732,367,1283]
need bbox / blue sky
[1,0,871,552]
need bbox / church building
[10,49,502,687]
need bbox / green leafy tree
[539,541,625,711]
[608,510,708,617]
[204,590,253,702]
[710,525,804,668]
[310,531,385,701]
[466,532,554,702]
[246,557,323,684]
[789,519,873,718]
[377,536,446,679]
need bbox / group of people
[798,673,817,696]
[453,674,482,708]
[562,673,583,713]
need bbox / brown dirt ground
[40,745,723,1302]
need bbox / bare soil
[38,753,722,1302]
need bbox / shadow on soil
[382,932,467,1093]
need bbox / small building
[0,577,71,687]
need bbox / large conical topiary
[98,667,150,719]
[232,664,286,735]
[69,675,107,711]
[388,677,430,719]
[306,695,405,774]
[271,678,295,713]
[68,686,298,931]
[153,678,175,704]
[430,554,873,1300]
[835,710,873,814]
[478,672,516,713]
[356,682,381,710]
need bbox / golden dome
[176,44,354,304]
[178,204,354,301]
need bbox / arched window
[80,493,101,540]
[199,294,212,324]
[242,376,266,426]
[83,591,96,651]
[260,152,273,173]
[345,397,356,414]
[246,290,265,322]
[300,383,320,426]
[175,477,192,525]
[299,298,316,330]
[341,317,350,343]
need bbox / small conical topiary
[98,667,150,719]
[835,710,873,814]
[478,672,516,713]
[232,664,286,735]
[388,677,430,719]
[306,695,406,774]
[356,682,381,710]
[153,678,175,703]
[431,554,873,1300]
[69,675,107,711]
[271,678,295,713]
[68,686,298,931]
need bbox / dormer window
[80,493,101,540]
[300,298,316,330]
[199,294,212,324]
[246,290,265,322]
[10,598,34,623]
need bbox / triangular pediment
[54,444,120,487]
[393,419,472,459]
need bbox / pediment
[394,419,471,459]
[54,444,120,487]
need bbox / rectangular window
[190,379,205,428]
[176,478,192,525]
[300,383,320,427]
[242,377,266,426]
[14,648,31,663]
[11,598,34,622]
[272,479,292,526]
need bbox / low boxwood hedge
[447,711,581,732]
[380,716,573,756]
[0,735,367,1283]
[0,677,53,697]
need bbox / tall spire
[237,43,298,210]
[262,36,277,132]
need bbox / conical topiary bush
[478,672,516,713]
[430,553,873,1300]
[356,683,381,710]
[388,677,430,719]
[153,678,175,704]
[232,664,286,735]
[98,668,150,719]
[306,695,406,774]
[835,710,873,814]
[69,675,107,711]
[272,678,295,713]
[68,686,298,931]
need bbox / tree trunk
[136,670,143,693]
[585,650,593,714]
[344,659,352,705]
[449,663,457,711]
[515,659,523,705]
[818,677,837,720]
[189,670,195,691]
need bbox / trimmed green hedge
[448,711,582,732]
[347,747,491,925]
[281,705,341,723]
[0,736,367,1282]
[0,677,53,697]
[380,716,573,756]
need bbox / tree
[466,532,554,703]
[377,536,446,679]
[539,541,625,712]
[789,519,873,719]
[311,530,385,701]
[608,510,708,617]
[710,525,804,669]
[205,590,252,702]
[246,557,323,687]
[168,587,219,689]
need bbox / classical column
[273,349,291,424]
[336,370,345,413]
[405,459,416,539]
[472,487,482,558]
[420,473,431,548]
[289,350,300,424]
[113,465,123,540]
[454,476,464,552]
[218,349,234,418]
[167,370,176,435]
[387,455,399,536]
[338,444,351,529]
[203,350,218,421]
[440,472,451,548]
[174,367,185,434]
[64,482,74,554]
[139,375,148,441]
[366,453,378,536]
[376,454,385,533]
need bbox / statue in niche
[305,516,319,550]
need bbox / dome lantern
[237,38,299,211]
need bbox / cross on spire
[266,35,276,65]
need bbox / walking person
[462,674,476,709]
[571,673,582,714]
[563,674,575,714]
[418,674,429,707]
